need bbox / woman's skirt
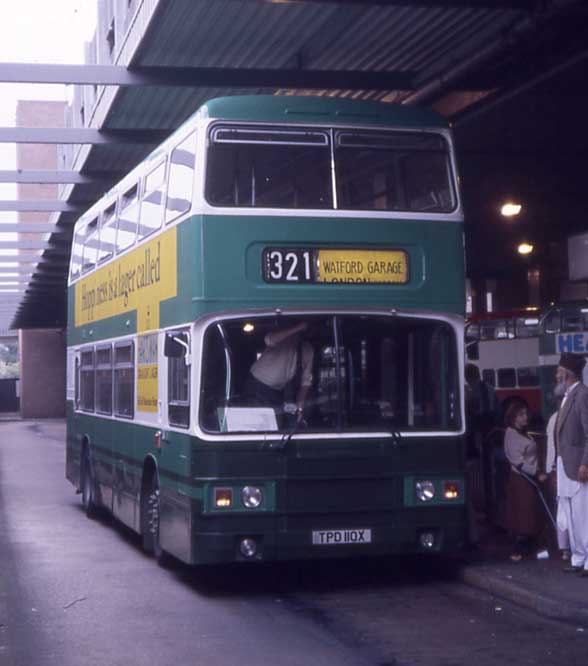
[506,470,544,537]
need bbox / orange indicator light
[214,487,233,508]
[443,481,460,500]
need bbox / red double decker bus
[465,309,542,420]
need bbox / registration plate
[262,247,408,284]
[312,528,372,545]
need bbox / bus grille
[285,477,403,514]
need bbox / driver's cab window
[199,315,459,434]
[167,330,190,428]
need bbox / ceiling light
[501,202,522,217]
[517,243,534,255]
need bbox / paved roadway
[1,420,587,666]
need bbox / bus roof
[467,308,541,321]
[198,94,450,129]
[542,300,588,313]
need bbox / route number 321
[264,248,314,283]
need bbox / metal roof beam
[0,170,99,184]
[0,223,60,233]
[0,241,49,250]
[0,266,39,273]
[0,128,169,144]
[242,1,533,7]
[0,276,64,284]
[0,201,82,213]
[0,62,416,91]
[0,256,45,265]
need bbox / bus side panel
[91,416,115,513]
[135,427,194,562]
[65,400,81,489]
[159,485,193,563]
[111,420,137,529]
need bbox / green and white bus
[66,95,466,565]
[539,301,588,419]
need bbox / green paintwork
[403,477,465,507]
[202,481,277,514]
[68,214,464,343]
[142,95,451,165]
[201,95,449,129]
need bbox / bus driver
[246,321,314,420]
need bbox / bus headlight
[242,486,263,508]
[415,480,435,502]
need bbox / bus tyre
[81,450,98,519]
[142,476,173,568]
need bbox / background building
[17,100,66,418]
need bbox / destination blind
[262,247,408,284]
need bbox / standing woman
[504,401,547,561]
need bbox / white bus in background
[465,309,542,421]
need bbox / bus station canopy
[4,0,588,329]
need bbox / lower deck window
[79,350,95,411]
[200,314,460,434]
[114,342,134,418]
[96,346,113,414]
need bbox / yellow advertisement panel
[74,227,177,332]
[317,249,408,284]
[137,333,158,413]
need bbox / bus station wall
[19,329,66,418]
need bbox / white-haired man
[554,352,588,575]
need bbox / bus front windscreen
[199,315,460,435]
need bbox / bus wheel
[81,449,98,519]
[142,476,173,568]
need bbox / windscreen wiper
[274,415,303,450]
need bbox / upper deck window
[561,310,588,332]
[116,184,140,253]
[98,203,117,264]
[514,316,539,337]
[335,131,455,213]
[205,126,332,209]
[70,228,84,281]
[480,319,512,340]
[166,131,197,224]
[138,160,166,239]
[81,219,99,274]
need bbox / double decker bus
[465,309,542,420]
[66,95,466,566]
[539,301,588,419]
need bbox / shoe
[509,553,523,562]
[581,569,588,577]
[563,565,583,573]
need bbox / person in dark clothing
[465,362,499,439]
[465,363,500,518]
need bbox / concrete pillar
[18,329,66,418]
